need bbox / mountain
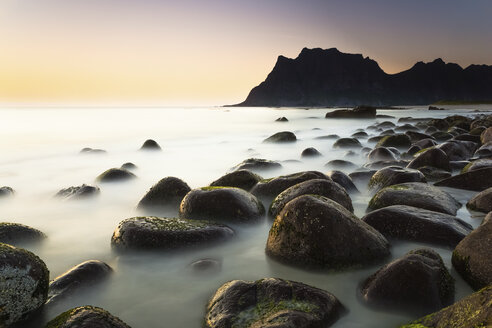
[234,48,492,107]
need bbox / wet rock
[230,158,282,173]
[368,182,461,215]
[269,179,354,218]
[470,126,486,136]
[418,166,452,181]
[376,134,411,149]
[0,243,49,326]
[434,167,492,191]
[367,147,397,162]
[266,195,389,269]
[475,141,492,158]
[400,285,492,328]
[481,127,492,144]
[362,205,472,247]
[275,117,288,122]
[407,145,421,156]
[376,114,395,119]
[137,177,191,213]
[429,105,445,111]
[436,140,478,161]
[325,106,376,119]
[96,168,136,183]
[451,160,471,171]
[209,170,262,191]
[454,133,481,143]
[467,187,492,213]
[188,258,221,274]
[45,306,131,328]
[471,115,492,130]
[0,186,14,197]
[452,212,492,290]
[314,134,339,140]
[55,184,100,200]
[431,131,453,141]
[395,124,419,132]
[0,223,46,246]
[301,147,322,157]
[327,170,359,193]
[111,216,234,251]
[361,248,454,314]
[368,136,385,143]
[407,147,451,171]
[414,138,438,149]
[263,131,297,143]
[179,187,265,224]
[332,137,363,149]
[47,260,112,305]
[369,166,426,191]
[349,170,377,184]
[140,139,161,150]
[204,278,345,328]
[424,126,439,134]
[406,130,434,142]
[121,162,137,170]
[376,121,396,129]
[324,159,357,170]
[462,158,492,173]
[364,159,409,170]
[380,128,395,135]
[351,131,368,138]
[80,147,106,154]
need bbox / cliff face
[235,48,492,107]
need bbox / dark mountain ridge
[234,47,492,107]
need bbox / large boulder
[0,223,46,246]
[325,106,376,119]
[230,158,282,173]
[407,148,451,171]
[47,260,112,305]
[361,248,454,315]
[111,216,234,251]
[418,166,452,181]
[266,195,389,269]
[45,306,131,328]
[361,205,472,248]
[481,127,492,144]
[263,131,297,143]
[462,158,492,173]
[436,140,477,161]
[54,184,100,200]
[367,147,397,162]
[376,134,411,149]
[452,212,492,290]
[96,168,136,183]
[368,182,461,215]
[327,170,359,193]
[204,278,345,328]
[369,166,426,191]
[467,187,492,213]
[209,170,262,191]
[434,167,492,191]
[406,130,434,142]
[0,243,49,326]
[400,285,492,328]
[137,177,191,213]
[269,179,353,218]
[332,138,362,149]
[475,141,492,158]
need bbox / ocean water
[0,105,490,327]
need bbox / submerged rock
[327,170,359,193]
[434,167,492,191]
[275,116,288,122]
[137,177,191,213]
[367,147,397,162]
[407,148,451,171]
[467,187,492,213]
[55,184,100,200]
[139,139,161,150]
[263,131,297,143]
[0,223,46,246]
[332,138,362,148]
[45,306,131,328]
[188,258,222,274]
[96,168,136,183]
[121,162,137,170]
[230,158,282,173]
[369,166,426,191]
[204,278,345,328]
[301,147,322,157]
[0,186,14,197]
[209,170,262,191]
[376,134,411,149]
[324,159,357,170]
[80,147,106,154]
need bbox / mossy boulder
[55,184,100,200]
[399,285,492,328]
[301,147,322,157]
[230,158,282,173]
[45,306,131,328]
[369,166,426,191]
[96,168,136,183]
[111,216,234,252]
[407,148,451,171]
[436,140,477,161]
[361,205,472,248]
[0,186,14,197]
[434,167,492,192]
[414,138,438,149]
[179,187,264,224]
[269,179,354,218]
[47,260,112,305]
[361,248,454,315]
[263,131,297,143]
[204,278,345,328]
[266,195,389,270]
[139,139,161,150]
[467,187,492,213]
[0,243,49,326]
[481,127,492,144]
[367,147,397,162]
[431,131,453,141]
[452,212,492,290]
[332,138,362,149]
[209,170,262,191]
[474,141,492,158]
[462,158,492,173]
[0,222,46,246]
[137,177,191,213]
[376,134,411,149]
[327,170,359,193]
[368,182,461,215]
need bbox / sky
[1,0,491,106]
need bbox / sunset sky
[1,0,491,106]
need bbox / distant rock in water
[0,223,46,246]
[325,106,376,119]
[275,116,288,122]
[0,186,14,197]
[80,147,106,154]
[96,168,136,183]
[140,139,161,151]
[121,162,137,170]
[233,47,492,107]
[230,158,282,173]
[55,184,100,200]
[262,131,297,143]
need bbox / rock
[269,179,354,218]
[0,243,49,326]
[452,212,492,290]
[140,139,161,150]
[332,138,362,148]
[451,160,471,171]
[453,133,481,143]
[55,184,100,200]
[120,162,137,170]
[400,285,492,328]
[301,147,322,157]
[425,126,439,134]
[47,260,112,305]
[45,306,131,328]
[380,128,395,135]
[368,136,385,143]
[351,131,368,138]
[0,223,46,246]
[275,117,288,122]
[361,248,454,314]
[376,134,411,149]
[314,134,339,140]
[250,171,328,202]
[376,121,396,129]
[475,141,492,158]
[204,278,345,328]
[344,150,357,158]
[209,170,262,191]
[434,167,492,191]
[137,177,191,213]
[395,124,419,132]
[349,170,377,184]
[407,145,422,156]
[266,195,389,269]
[368,182,461,215]
[471,115,492,129]
[0,186,14,197]
[324,159,357,170]
[418,166,452,181]
[436,140,478,161]
[111,216,234,251]
[325,106,376,118]
[179,187,265,224]
[462,159,492,173]
[429,105,445,110]
[230,158,282,173]
[263,131,297,143]
[406,130,434,142]
[364,159,409,170]
[367,147,397,162]
[414,138,438,149]
[96,168,136,183]
[431,131,454,141]
[188,258,221,274]
[80,147,106,154]
[407,147,451,171]
[369,166,426,191]
[327,170,359,193]
[470,126,486,136]
[467,187,492,213]
[362,205,472,247]
[376,114,395,118]
[481,127,492,144]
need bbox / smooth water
[0,105,490,327]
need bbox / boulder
[266,195,389,269]
[369,166,426,191]
[407,148,451,171]
[0,243,49,326]
[179,187,265,224]
[361,205,472,247]
[301,147,322,157]
[327,170,359,193]
[80,147,106,154]
[324,159,357,170]
[462,158,492,173]
[414,138,438,149]
[418,166,452,181]
[436,140,477,161]
[405,131,433,142]
[325,106,376,119]
[0,186,14,197]
[368,136,385,143]
[45,306,131,328]
[263,131,297,143]
[55,184,100,200]
[314,134,339,140]
[96,168,136,183]
[230,158,282,173]
[481,127,492,144]
[475,141,492,158]
[467,187,492,213]
[368,182,461,215]
[0,223,46,246]
[453,133,481,143]
[434,167,492,191]
[361,248,454,314]
[431,131,453,141]
[351,131,368,138]
[349,170,377,184]
[367,147,397,162]
[364,160,409,170]
[204,278,345,328]
[137,177,191,213]
[209,170,262,191]
[139,139,161,150]
[275,117,288,122]
[395,124,419,132]
[121,162,137,170]
[332,138,362,148]
[111,216,234,251]
[376,134,411,149]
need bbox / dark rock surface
[45,306,131,328]
[436,140,477,161]
[324,159,357,170]
[0,223,46,246]
[301,147,322,157]
[325,106,376,119]
[369,166,426,191]
[137,177,191,213]
[434,167,492,191]
[467,187,492,213]
[230,158,282,173]
[376,134,411,149]
[96,168,136,183]
[55,184,100,200]
[332,138,362,148]
[263,131,297,143]
[0,186,14,197]
[407,148,451,171]
[209,170,262,191]
[367,147,398,162]
[327,170,359,193]
[139,139,161,150]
